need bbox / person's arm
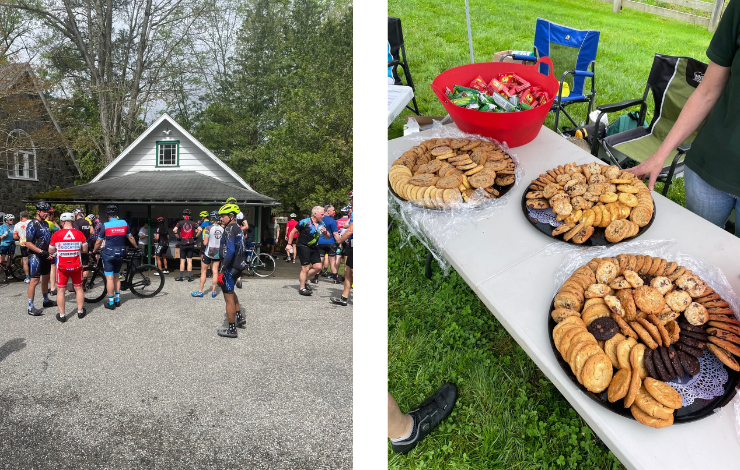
[154,230,159,242]
[219,233,235,274]
[287,227,298,245]
[127,233,138,248]
[337,222,353,243]
[626,61,731,189]
[81,242,88,254]
[12,225,19,240]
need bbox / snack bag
[510,73,531,93]
[490,92,515,112]
[452,96,477,107]
[519,89,536,107]
[487,78,507,95]
[469,76,489,93]
[499,74,514,86]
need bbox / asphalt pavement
[0,260,352,469]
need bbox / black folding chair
[388,16,420,116]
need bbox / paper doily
[667,350,729,407]
[527,207,562,227]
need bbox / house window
[157,141,179,167]
[6,129,37,180]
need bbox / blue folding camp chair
[500,18,600,133]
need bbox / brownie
[675,342,704,358]
[587,317,619,341]
[668,346,685,379]
[678,350,701,376]
[660,346,677,380]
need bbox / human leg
[685,166,736,229]
[299,265,310,289]
[197,255,209,294]
[389,383,459,455]
[56,269,68,319]
[211,261,220,295]
[388,393,413,440]
[217,270,239,338]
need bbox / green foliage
[388,226,624,469]
[192,0,353,213]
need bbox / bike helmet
[87,214,96,222]
[199,210,209,218]
[210,210,218,220]
[156,216,165,223]
[60,212,74,222]
[225,197,237,204]
[35,201,51,211]
[289,213,296,218]
[3,214,14,222]
[106,204,119,215]
[73,207,84,215]
[182,209,191,216]
[218,203,240,215]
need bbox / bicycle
[0,247,25,283]
[244,243,276,277]
[83,249,164,302]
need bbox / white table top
[388,124,740,470]
[388,84,413,127]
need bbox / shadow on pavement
[0,338,26,363]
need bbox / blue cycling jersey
[99,218,131,256]
[25,218,52,251]
[0,224,13,246]
[317,216,338,245]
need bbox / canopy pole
[147,204,152,265]
[465,0,474,63]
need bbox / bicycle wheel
[252,253,276,277]
[83,266,108,303]
[11,256,25,281]
[129,264,164,298]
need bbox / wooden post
[613,0,622,13]
[709,0,725,32]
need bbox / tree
[3,0,212,163]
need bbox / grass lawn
[388,0,708,467]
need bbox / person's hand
[40,250,51,260]
[624,153,665,191]
[217,273,225,286]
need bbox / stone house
[0,63,80,217]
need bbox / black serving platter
[523,190,656,246]
[548,296,740,423]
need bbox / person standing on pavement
[46,207,59,295]
[264,216,279,256]
[284,213,298,262]
[193,211,223,298]
[627,1,740,233]
[153,217,170,274]
[330,207,352,306]
[314,205,341,284]
[93,205,138,310]
[12,211,30,282]
[72,208,92,284]
[287,206,331,296]
[0,214,15,274]
[49,212,88,322]
[215,203,248,338]
[138,222,149,257]
[24,201,56,315]
[173,209,199,282]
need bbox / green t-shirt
[686,0,740,196]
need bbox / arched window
[6,129,36,180]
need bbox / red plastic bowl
[430,57,558,148]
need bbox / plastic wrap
[551,238,740,436]
[388,125,524,274]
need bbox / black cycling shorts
[202,254,218,266]
[317,244,336,257]
[19,247,28,258]
[155,245,168,257]
[180,245,194,259]
[345,246,353,269]
[297,244,320,266]
[29,253,52,278]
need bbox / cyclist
[49,212,88,322]
[12,211,31,283]
[330,205,353,306]
[93,205,138,310]
[172,209,199,282]
[216,203,248,338]
[72,208,92,284]
[264,215,279,256]
[233,211,251,289]
[193,211,223,298]
[0,214,15,273]
[87,214,101,269]
[46,207,59,295]
[153,217,170,275]
[286,206,331,296]
[284,213,298,262]
[314,204,341,284]
[24,201,56,315]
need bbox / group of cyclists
[2,193,352,336]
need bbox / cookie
[646,315,672,346]
[644,348,658,380]
[635,386,675,419]
[684,302,708,326]
[603,295,626,317]
[706,327,740,344]
[616,289,638,322]
[526,198,550,210]
[572,343,604,381]
[572,225,594,245]
[630,404,674,428]
[633,286,666,315]
[678,350,701,377]
[707,343,740,371]
[675,342,704,359]
[617,337,638,369]
[665,290,692,313]
[708,336,740,357]
[649,276,673,296]
[630,343,649,379]
[409,174,440,186]
[605,333,626,369]
[495,174,515,186]
[630,321,658,350]
[707,321,740,336]
[595,260,619,285]
[659,347,677,380]
[678,335,706,349]
[642,378,681,410]
[665,320,681,343]
[581,353,613,393]
[622,270,643,289]
[612,312,638,339]
[607,368,632,403]
[565,331,598,362]
[624,362,642,408]
[436,173,464,189]
[558,326,587,356]
[551,308,582,324]
[637,317,663,347]
[680,330,708,341]
[667,345,685,379]
[651,347,671,381]
[588,317,619,341]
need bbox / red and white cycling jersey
[50,228,88,271]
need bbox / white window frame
[6,129,37,181]
[156,141,179,167]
